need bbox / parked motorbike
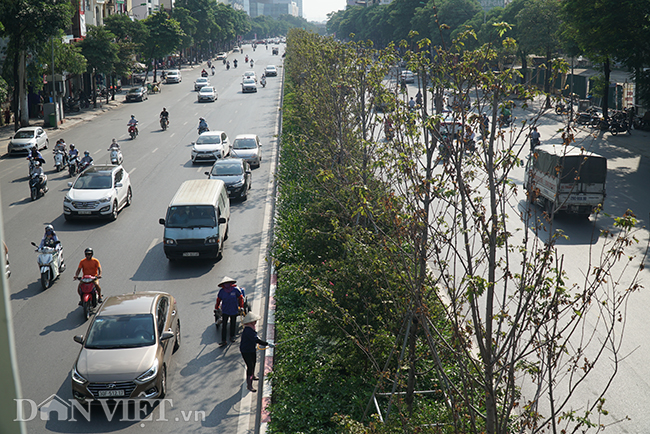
[576,107,599,125]
[64,97,80,113]
[609,117,630,136]
[30,241,64,290]
[29,170,47,201]
[128,124,138,140]
[555,101,570,115]
[68,155,80,177]
[109,148,123,165]
[78,275,99,320]
[160,116,169,131]
[53,149,66,172]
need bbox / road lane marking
[147,238,158,252]
[170,133,175,138]
[129,167,136,175]
[151,148,158,153]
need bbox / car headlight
[98,196,112,203]
[64,196,72,203]
[164,238,176,246]
[136,359,158,384]
[232,179,244,188]
[205,236,219,244]
[72,365,87,384]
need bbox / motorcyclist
[198,117,209,134]
[108,138,121,150]
[233,59,238,68]
[160,107,169,126]
[245,55,249,63]
[127,114,139,134]
[260,74,266,87]
[211,65,215,75]
[54,139,68,166]
[68,144,79,161]
[31,161,47,191]
[74,247,103,304]
[80,151,93,170]
[530,127,541,148]
[408,97,416,111]
[38,225,64,269]
[201,69,208,77]
[28,147,46,165]
[226,61,230,70]
[249,59,254,68]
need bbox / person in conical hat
[215,276,244,346]
[239,310,268,392]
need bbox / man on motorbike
[108,138,121,150]
[160,107,169,126]
[80,151,93,170]
[260,74,266,87]
[29,147,46,165]
[201,69,208,77]
[530,127,541,148]
[74,247,103,304]
[198,117,209,134]
[30,161,48,191]
[233,59,238,68]
[38,224,64,268]
[54,139,68,166]
[127,114,139,134]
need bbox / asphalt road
[2,45,283,433]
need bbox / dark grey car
[205,158,251,200]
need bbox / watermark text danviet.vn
[15,395,205,423]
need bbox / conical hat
[242,311,261,324]
[217,276,237,287]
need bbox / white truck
[524,144,607,218]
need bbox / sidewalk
[0,98,125,155]
[521,94,650,160]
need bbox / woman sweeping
[239,311,269,392]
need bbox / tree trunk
[406,318,418,414]
[19,50,29,127]
[544,50,552,109]
[602,57,611,120]
[519,51,528,85]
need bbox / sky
[302,0,347,22]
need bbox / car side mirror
[204,172,210,177]
[115,183,123,188]
[218,217,226,224]
[160,331,174,341]
[159,218,165,225]
[74,335,84,344]
[67,182,73,187]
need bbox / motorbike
[555,101,570,115]
[498,114,512,128]
[260,77,266,88]
[78,275,99,320]
[233,60,238,69]
[64,97,80,113]
[198,125,209,135]
[30,241,64,290]
[128,124,138,139]
[201,70,208,78]
[53,149,66,172]
[29,170,47,201]
[109,147,123,165]
[68,155,80,177]
[4,248,9,279]
[250,60,254,68]
[160,116,169,131]
[79,158,93,173]
[609,116,630,136]
[576,107,599,125]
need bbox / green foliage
[245,14,317,40]
[78,25,118,75]
[142,11,185,62]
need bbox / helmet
[34,161,41,167]
[199,117,204,121]
[84,247,93,255]
[84,151,90,156]
[45,224,54,233]
[70,144,75,149]
[131,115,135,118]
[112,138,117,143]
[163,107,166,110]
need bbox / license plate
[98,389,124,397]
[78,211,91,215]
[183,252,199,257]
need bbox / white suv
[63,165,132,221]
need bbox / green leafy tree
[171,7,198,54]
[141,11,185,80]
[78,25,118,107]
[0,0,72,128]
[104,14,148,86]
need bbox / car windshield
[167,72,178,76]
[73,173,113,190]
[128,88,142,94]
[233,138,257,149]
[196,135,221,145]
[197,78,208,83]
[166,205,216,228]
[266,67,276,71]
[201,87,214,93]
[243,79,255,85]
[211,161,243,176]
[85,314,155,349]
[14,131,34,139]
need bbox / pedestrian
[214,276,244,346]
[239,311,269,392]
[530,126,540,148]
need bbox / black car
[205,158,251,200]
[126,86,148,102]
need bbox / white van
[159,179,230,260]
